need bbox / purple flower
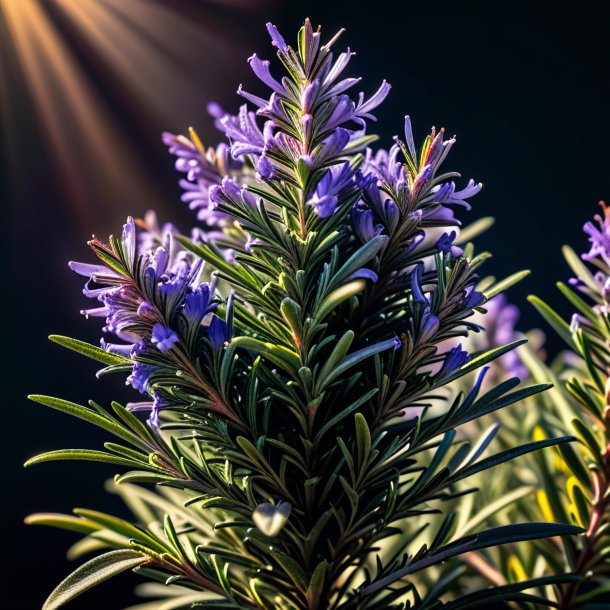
[439,344,471,377]
[464,288,485,309]
[266,22,288,54]
[256,154,275,179]
[583,202,610,266]
[354,80,391,122]
[151,323,179,351]
[208,315,227,349]
[147,395,168,429]
[184,280,217,325]
[310,194,338,218]
[436,231,463,257]
[352,203,384,242]
[411,264,428,305]
[307,162,355,218]
[127,361,158,393]
[248,54,284,93]
[420,309,440,341]
[72,218,222,405]
[349,268,379,282]
[162,131,245,227]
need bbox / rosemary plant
[26,20,580,610]
[444,205,610,608]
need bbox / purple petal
[248,54,283,93]
[266,22,287,54]
[349,268,379,282]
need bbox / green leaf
[28,395,147,450]
[42,549,146,610]
[317,331,354,382]
[231,336,301,374]
[280,297,303,338]
[484,270,530,299]
[315,280,366,322]
[563,244,599,293]
[331,235,387,287]
[557,281,600,325]
[439,575,581,609]
[314,389,378,444]
[454,486,533,538]
[447,436,575,485]
[354,413,371,471]
[557,441,591,489]
[25,513,102,535]
[363,523,582,594]
[306,560,328,610]
[528,295,574,348]
[571,417,604,468]
[74,509,169,555]
[455,217,495,244]
[316,338,397,392]
[271,550,308,590]
[49,335,131,366]
[24,449,139,468]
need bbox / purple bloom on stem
[256,155,275,179]
[464,288,485,309]
[355,80,391,122]
[436,231,463,257]
[266,22,288,54]
[582,201,610,266]
[439,344,471,377]
[100,339,134,357]
[147,395,167,429]
[248,54,284,93]
[349,268,379,282]
[184,281,217,325]
[310,194,338,218]
[420,309,440,341]
[307,162,354,218]
[122,217,137,268]
[127,361,158,393]
[151,323,179,351]
[352,203,384,242]
[411,264,428,305]
[208,315,227,349]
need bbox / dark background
[3,0,609,608]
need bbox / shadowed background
[2,0,609,607]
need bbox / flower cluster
[69,217,226,425]
[162,130,248,226]
[163,19,488,391]
[571,201,610,308]
[167,19,390,230]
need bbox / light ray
[0,0,272,231]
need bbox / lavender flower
[69,217,224,423]
[357,117,481,226]
[583,201,610,266]
[209,19,390,219]
[436,231,464,257]
[306,162,355,218]
[162,130,248,226]
[352,202,384,242]
[151,324,179,351]
[439,344,471,377]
